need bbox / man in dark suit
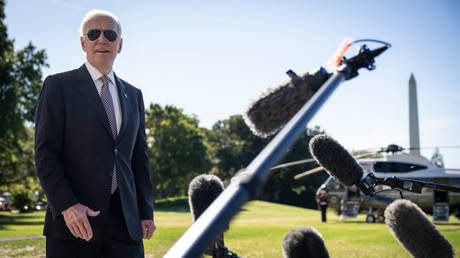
[34,9,156,257]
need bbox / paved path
[0,235,45,242]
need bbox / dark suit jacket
[34,64,153,241]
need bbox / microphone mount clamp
[339,39,391,80]
[358,172,460,198]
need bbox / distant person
[34,9,155,257]
[317,190,328,222]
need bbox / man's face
[80,15,123,74]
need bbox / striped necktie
[100,75,118,194]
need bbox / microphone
[243,39,391,138]
[188,174,240,258]
[309,134,364,187]
[243,67,331,137]
[384,199,453,258]
[188,174,225,221]
[282,226,330,258]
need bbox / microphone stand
[164,43,390,258]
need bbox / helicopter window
[374,184,391,191]
[325,177,344,190]
[448,178,460,185]
[325,177,337,187]
[373,162,427,173]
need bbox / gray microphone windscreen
[309,134,363,186]
[188,174,225,221]
[384,199,453,258]
[243,67,331,137]
[282,226,329,258]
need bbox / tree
[0,0,48,186]
[261,126,329,209]
[205,115,271,182]
[207,114,327,208]
[145,104,211,198]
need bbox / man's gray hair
[79,9,122,37]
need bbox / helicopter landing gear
[366,214,376,223]
[366,207,376,223]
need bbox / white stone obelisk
[409,73,421,155]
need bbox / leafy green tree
[0,0,48,186]
[207,114,327,208]
[261,126,329,209]
[145,104,211,198]
[205,115,271,182]
[0,127,48,207]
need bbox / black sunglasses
[86,29,118,42]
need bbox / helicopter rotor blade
[445,168,460,172]
[273,151,380,171]
[271,158,316,170]
[293,166,325,180]
[354,153,377,159]
[409,145,460,150]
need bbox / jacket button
[114,148,118,155]
[108,170,114,177]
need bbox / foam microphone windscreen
[384,199,453,258]
[309,134,363,186]
[282,226,330,258]
[243,67,331,137]
[188,174,225,221]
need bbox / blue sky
[5,0,460,167]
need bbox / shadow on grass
[340,220,382,224]
[434,222,460,226]
[155,197,190,212]
[153,197,250,213]
[0,215,43,226]
[156,206,190,212]
[0,214,43,219]
[0,214,44,230]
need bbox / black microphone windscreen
[282,226,329,258]
[309,134,363,186]
[188,174,225,221]
[384,199,453,258]
[243,67,331,137]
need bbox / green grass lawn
[1,201,459,257]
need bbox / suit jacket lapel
[114,73,128,140]
[76,65,115,141]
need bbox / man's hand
[141,220,156,239]
[62,203,100,241]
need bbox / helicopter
[291,145,460,223]
[272,73,460,222]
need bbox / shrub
[10,188,34,212]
